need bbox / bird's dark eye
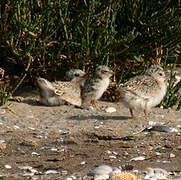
[74,73,80,77]
[159,72,163,76]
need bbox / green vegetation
[0,0,180,107]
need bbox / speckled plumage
[37,77,82,106]
[81,65,113,107]
[36,77,65,106]
[53,80,81,106]
[118,65,167,118]
[109,169,138,180]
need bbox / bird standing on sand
[118,65,167,118]
[81,65,114,107]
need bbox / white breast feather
[95,78,110,100]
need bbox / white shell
[105,107,116,113]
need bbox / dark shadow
[68,115,130,121]
[21,99,43,106]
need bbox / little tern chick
[36,77,65,106]
[37,77,82,106]
[81,65,114,107]
[118,65,167,118]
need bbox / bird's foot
[0,103,15,114]
[90,100,96,107]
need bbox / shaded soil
[0,90,181,179]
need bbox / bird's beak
[110,71,115,75]
[79,74,89,79]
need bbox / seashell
[110,171,138,180]
[130,156,145,161]
[45,169,58,174]
[80,161,86,165]
[147,125,178,133]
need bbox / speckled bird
[37,77,82,106]
[118,65,167,118]
[81,65,114,107]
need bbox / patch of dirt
[0,90,181,179]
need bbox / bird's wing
[53,81,81,106]
[119,76,156,99]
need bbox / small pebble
[59,129,69,134]
[109,155,117,159]
[35,135,44,139]
[18,166,33,170]
[155,152,162,156]
[23,172,34,177]
[89,106,94,110]
[31,152,40,156]
[148,121,157,126]
[51,147,58,151]
[80,161,86,165]
[112,151,118,155]
[106,150,112,154]
[30,168,38,173]
[130,156,145,161]
[170,153,175,158]
[170,127,179,132]
[105,107,116,113]
[64,177,73,180]
[45,169,58,174]
[61,170,68,176]
[4,164,11,169]
[94,126,100,129]
[28,127,35,130]
[64,175,76,180]
[177,125,181,128]
[14,125,20,129]
[157,160,171,163]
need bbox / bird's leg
[144,109,147,117]
[90,100,96,107]
[0,103,15,114]
[129,108,134,118]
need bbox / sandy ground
[0,90,181,179]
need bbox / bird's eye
[101,70,107,73]
[159,72,163,76]
[74,73,80,77]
